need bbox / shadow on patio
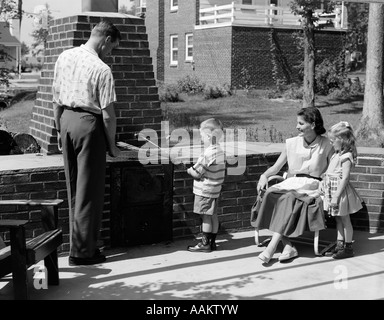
[0,229,383,300]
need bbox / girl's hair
[200,118,224,144]
[329,121,358,160]
[297,107,326,135]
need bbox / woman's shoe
[258,251,272,264]
[278,246,298,262]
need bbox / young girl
[323,121,363,259]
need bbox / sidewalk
[0,229,383,300]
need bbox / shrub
[177,75,205,94]
[158,84,183,103]
[315,57,346,95]
[204,85,232,100]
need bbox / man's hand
[57,132,62,152]
[108,144,121,158]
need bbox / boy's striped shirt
[193,144,226,198]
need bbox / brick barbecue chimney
[82,0,119,13]
[29,10,162,154]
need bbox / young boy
[187,118,226,252]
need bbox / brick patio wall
[1,150,383,254]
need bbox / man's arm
[53,102,64,151]
[102,103,120,158]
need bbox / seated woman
[255,107,334,264]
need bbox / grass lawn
[162,91,367,146]
[0,90,371,147]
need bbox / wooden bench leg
[10,227,29,300]
[45,251,59,286]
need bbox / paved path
[0,229,383,301]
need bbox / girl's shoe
[332,246,354,259]
[258,251,272,264]
[332,240,344,254]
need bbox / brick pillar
[157,0,165,82]
[29,12,162,154]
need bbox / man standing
[52,21,121,265]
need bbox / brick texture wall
[163,0,197,84]
[231,27,346,89]
[194,27,233,88]
[30,13,162,154]
[1,152,383,253]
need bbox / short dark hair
[297,107,326,135]
[92,20,122,42]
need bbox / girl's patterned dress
[323,152,363,216]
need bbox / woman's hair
[329,121,358,160]
[297,107,326,135]
[200,118,224,144]
[92,21,122,42]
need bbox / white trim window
[171,0,178,11]
[170,35,178,66]
[185,33,193,62]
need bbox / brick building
[134,0,348,88]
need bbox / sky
[20,0,133,47]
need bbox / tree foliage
[289,0,336,108]
[30,3,54,55]
[345,1,369,66]
[0,0,19,85]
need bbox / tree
[344,1,369,70]
[0,0,19,84]
[290,0,335,108]
[30,3,53,55]
[21,41,29,56]
[356,3,384,147]
[119,2,136,15]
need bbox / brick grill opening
[109,156,174,247]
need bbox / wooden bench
[0,199,63,300]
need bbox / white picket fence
[197,3,347,30]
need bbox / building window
[171,0,178,11]
[136,0,147,15]
[242,0,252,5]
[185,33,193,61]
[170,35,178,66]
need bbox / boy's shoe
[187,242,212,253]
[211,241,217,251]
[332,247,354,259]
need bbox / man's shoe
[187,242,212,253]
[69,254,106,266]
[278,246,298,262]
